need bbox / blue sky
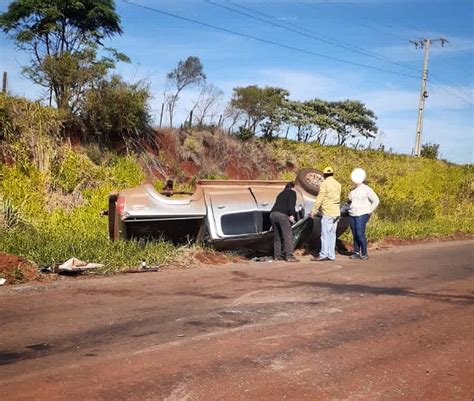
[0,0,473,163]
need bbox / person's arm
[311,182,327,215]
[367,187,380,213]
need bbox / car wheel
[296,168,324,196]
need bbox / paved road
[0,240,473,401]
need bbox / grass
[0,95,472,273]
[0,151,178,272]
[271,139,474,240]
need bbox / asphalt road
[1,240,473,401]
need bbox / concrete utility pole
[410,37,449,156]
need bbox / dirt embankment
[0,253,40,285]
[147,129,283,183]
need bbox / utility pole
[410,37,449,156]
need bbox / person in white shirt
[348,168,380,260]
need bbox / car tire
[296,168,324,196]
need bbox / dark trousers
[270,211,293,258]
[349,214,370,256]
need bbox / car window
[221,211,259,235]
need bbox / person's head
[285,182,295,190]
[323,166,334,178]
[351,168,366,186]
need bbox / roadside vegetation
[1,93,472,275]
[0,0,472,278]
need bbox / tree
[222,104,243,134]
[420,142,440,159]
[190,83,223,127]
[279,99,335,143]
[230,85,289,137]
[330,100,378,145]
[165,56,206,127]
[80,75,152,148]
[0,0,125,111]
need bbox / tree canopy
[165,56,206,127]
[0,0,125,110]
[230,85,289,136]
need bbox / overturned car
[106,169,349,254]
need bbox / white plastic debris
[0,278,6,285]
[58,258,104,272]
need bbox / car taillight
[116,196,126,216]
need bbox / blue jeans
[320,215,339,260]
[349,214,370,256]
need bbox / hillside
[0,95,473,277]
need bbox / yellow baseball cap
[323,166,334,174]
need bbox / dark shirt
[271,189,296,216]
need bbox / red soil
[0,252,40,285]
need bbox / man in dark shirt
[270,182,299,262]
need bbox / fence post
[159,102,164,128]
[2,72,7,93]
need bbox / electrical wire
[317,11,474,104]
[120,0,420,80]
[223,0,421,74]
[225,0,473,106]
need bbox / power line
[120,0,419,80]
[334,16,474,103]
[216,0,421,74]
[429,79,474,107]
[222,1,473,106]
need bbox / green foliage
[0,0,125,111]
[280,99,335,143]
[166,56,206,127]
[330,100,378,145]
[420,142,440,159]
[272,139,473,239]
[80,75,152,146]
[0,93,62,172]
[28,47,129,111]
[236,127,254,141]
[0,152,171,272]
[230,85,289,136]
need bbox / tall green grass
[1,94,472,272]
[272,140,474,239]
[0,151,177,271]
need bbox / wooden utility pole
[2,72,7,93]
[410,37,449,156]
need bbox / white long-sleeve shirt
[348,184,380,217]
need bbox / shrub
[420,142,440,159]
[0,93,62,173]
[80,75,152,147]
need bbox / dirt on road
[0,240,473,400]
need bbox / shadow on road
[243,276,474,306]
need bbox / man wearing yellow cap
[309,166,341,261]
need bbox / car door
[250,185,307,232]
[247,185,282,232]
[205,187,259,239]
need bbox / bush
[236,127,254,141]
[0,93,62,172]
[421,142,440,159]
[80,75,152,147]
